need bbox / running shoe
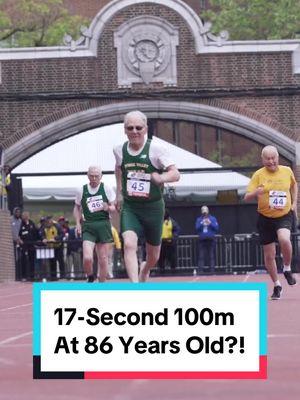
[87,275,94,283]
[270,285,282,300]
[283,271,296,286]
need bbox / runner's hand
[76,224,82,237]
[256,185,264,196]
[151,172,164,186]
[115,194,123,213]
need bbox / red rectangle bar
[84,355,267,380]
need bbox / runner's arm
[115,164,123,212]
[151,165,180,186]
[73,203,82,237]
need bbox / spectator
[158,209,180,273]
[57,216,70,268]
[65,221,82,280]
[36,217,45,239]
[41,216,65,280]
[195,206,219,274]
[19,211,38,281]
[58,216,69,237]
[11,206,22,278]
[0,165,22,214]
[11,206,22,243]
[0,165,10,209]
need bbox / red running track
[0,274,300,400]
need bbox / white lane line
[2,311,31,316]
[0,283,31,292]
[268,333,300,338]
[1,343,31,348]
[0,331,32,346]
[243,274,250,282]
[0,303,32,312]
[0,291,31,299]
[0,357,15,366]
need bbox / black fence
[176,233,300,275]
[14,233,300,281]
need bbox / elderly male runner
[113,110,180,282]
[74,166,115,282]
[245,145,298,300]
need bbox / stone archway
[4,100,296,168]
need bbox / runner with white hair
[74,165,115,282]
[113,110,180,282]
[245,145,298,299]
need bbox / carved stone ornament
[114,16,179,87]
[63,26,92,51]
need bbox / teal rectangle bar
[33,283,41,355]
[33,281,266,291]
[32,282,267,358]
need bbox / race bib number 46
[127,171,151,198]
[86,195,103,212]
[269,191,287,209]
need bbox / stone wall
[0,2,300,145]
[0,210,15,281]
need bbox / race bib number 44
[127,171,151,198]
[86,195,103,212]
[269,191,287,209]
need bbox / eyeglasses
[125,125,145,131]
[88,174,100,179]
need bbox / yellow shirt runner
[246,166,296,218]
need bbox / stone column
[294,142,300,216]
[0,209,15,281]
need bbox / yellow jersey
[162,219,173,239]
[247,166,296,218]
[111,226,122,249]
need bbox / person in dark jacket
[19,211,38,280]
[195,206,219,274]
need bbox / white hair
[87,165,101,175]
[261,145,278,158]
[124,110,147,126]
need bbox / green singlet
[81,183,113,244]
[120,139,165,246]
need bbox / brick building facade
[0,0,300,279]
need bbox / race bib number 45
[269,191,287,209]
[127,171,151,198]
[87,195,104,212]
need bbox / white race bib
[126,171,151,198]
[86,195,104,212]
[269,190,287,209]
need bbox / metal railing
[175,233,300,275]
[13,233,300,281]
